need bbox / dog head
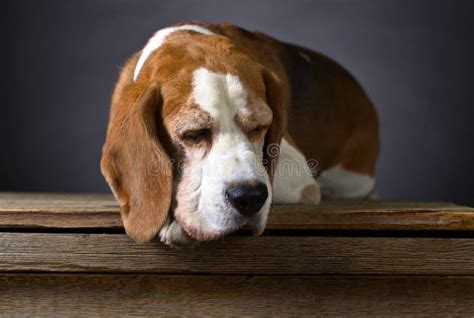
[101,28,285,242]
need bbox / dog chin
[175,212,266,241]
[177,218,240,241]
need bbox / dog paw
[299,182,321,205]
[159,220,195,248]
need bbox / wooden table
[1,193,474,316]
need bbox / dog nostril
[225,182,269,216]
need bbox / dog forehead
[192,67,248,122]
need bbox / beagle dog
[101,22,379,246]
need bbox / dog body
[101,22,379,245]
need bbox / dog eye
[181,129,211,143]
[247,126,266,138]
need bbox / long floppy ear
[262,69,287,180]
[101,82,172,243]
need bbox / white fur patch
[159,219,193,248]
[273,138,320,204]
[317,165,375,199]
[192,68,247,129]
[133,25,215,81]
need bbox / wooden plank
[2,233,474,275]
[1,192,474,231]
[0,192,122,229]
[2,274,474,316]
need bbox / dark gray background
[2,0,473,205]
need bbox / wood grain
[2,193,474,316]
[2,274,474,317]
[1,192,474,231]
[2,233,474,275]
[0,192,122,229]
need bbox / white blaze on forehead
[133,25,215,81]
[192,68,247,129]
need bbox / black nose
[225,182,269,216]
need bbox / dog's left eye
[247,126,265,138]
[181,128,211,144]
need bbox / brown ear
[101,82,172,243]
[262,69,287,180]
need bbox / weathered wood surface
[1,192,474,231]
[2,274,473,317]
[2,233,474,275]
[2,193,474,316]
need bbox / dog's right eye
[181,128,211,144]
